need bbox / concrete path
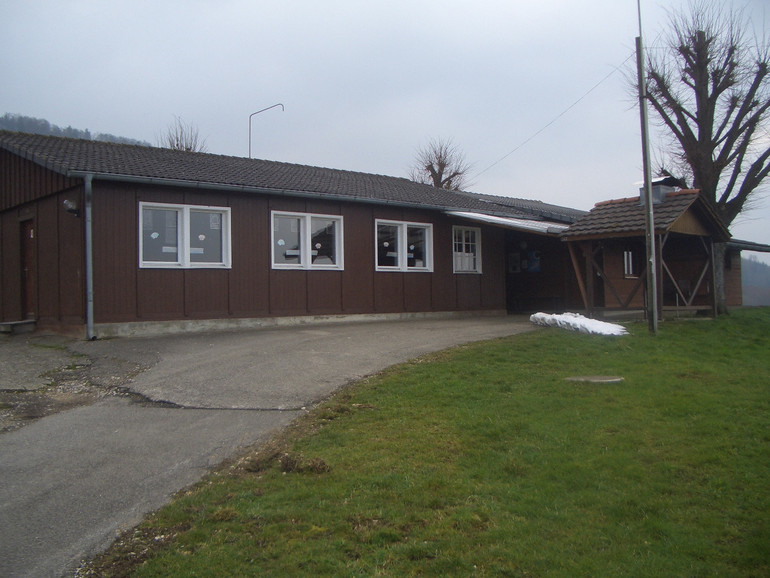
[0,316,532,577]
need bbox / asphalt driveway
[0,315,532,577]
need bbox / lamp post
[249,103,284,158]
[636,0,658,334]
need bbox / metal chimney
[639,183,675,205]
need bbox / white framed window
[623,249,637,278]
[271,211,344,270]
[139,202,231,268]
[375,219,433,272]
[453,226,482,273]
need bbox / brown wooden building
[1,131,582,337]
[560,185,740,317]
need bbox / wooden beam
[622,268,647,308]
[710,237,718,317]
[567,242,588,312]
[688,242,712,308]
[591,254,624,307]
[584,242,594,315]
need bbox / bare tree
[645,1,770,225]
[409,138,473,191]
[642,1,770,312]
[157,116,208,152]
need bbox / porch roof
[560,190,730,242]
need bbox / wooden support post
[567,242,588,312]
[710,238,718,317]
[584,242,594,316]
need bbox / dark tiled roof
[561,190,729,240]
[456,191,586,223]
[0,131,578,221]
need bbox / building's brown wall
[599,236,735,310]
[92,184,138,322]
[0,149,77,211]
[229,194,270,317]
[0,210,22,322]
[430,217,457,310]
[481,227,506,308]
[341,203,375,313]
[1,155,84,327]
[725,248,742,307]
[601,244,646,309]
[89,183,508,327]
[1,189,85,328]
[507,234,580,312]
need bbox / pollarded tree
[645,0,770,226]
[409,138,472,191]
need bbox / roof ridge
[665,188,699,197]
[0,130,423,184]
[0,131,589,222]
[594,196,637,207]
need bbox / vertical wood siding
[0,211,22,321]
[0,149,77,211]
[4,171,509,330]
[0,156,85,327]
[89,183,508,325]
[340,204,375,313]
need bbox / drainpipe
[84,174,96,340]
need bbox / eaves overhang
[65,170,476,214]
[727,239,770,253]
[446,210,569,235]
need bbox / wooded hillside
[0,113,151,146]
[742,256,770,306]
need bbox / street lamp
[249,103,284,158]
[636,0,658,334]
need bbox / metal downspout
[84,174,96,340]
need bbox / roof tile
[0,131,581,223]
[561,190,728,240]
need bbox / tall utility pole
[636,2,658,334]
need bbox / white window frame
[623,249,637,278]
[375,219,433,272]
[453,226,482,274]
[271,211,344,270]
[139,202,231,269]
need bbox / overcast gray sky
[2,0,768,262]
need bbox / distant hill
[742,256,770,306]
[0,113,151,147]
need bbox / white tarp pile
[529,312,629,336]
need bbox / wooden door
[20,220,36,319]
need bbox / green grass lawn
[85,309,770,577]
